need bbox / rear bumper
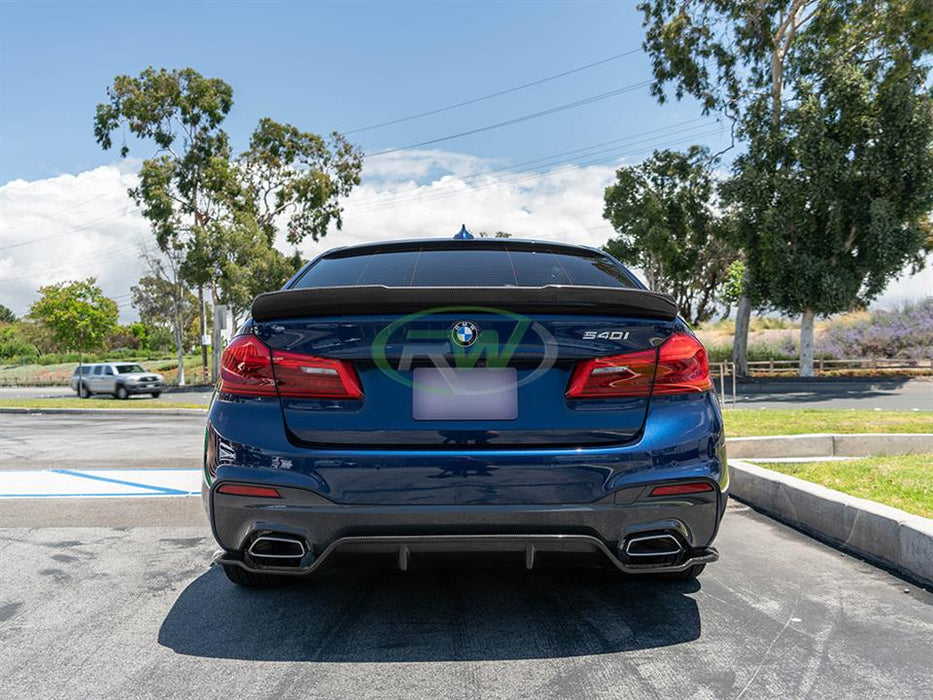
[206,473,726,575]
[204,390,727,574]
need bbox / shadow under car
[158,565,702,663]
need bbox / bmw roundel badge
[451,320,478,347]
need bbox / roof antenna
[454,224,474,240]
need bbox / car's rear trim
[213,534,718,576]
[251,284,678,321]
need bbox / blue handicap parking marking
[0,469,202,498]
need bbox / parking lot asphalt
[724,378,933,411]
[0,385,215,405]
[1,414,202,471]
[1,499,931,700]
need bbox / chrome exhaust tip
[247,535,307,564]
[624,533,684,558]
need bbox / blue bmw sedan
[204,236,727,586]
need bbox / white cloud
[360,149,500,183]
[294,152,619,256]
[0,164,150,321]
[1,152,929,322]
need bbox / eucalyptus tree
[95,67,237,376]
[638,0,933,375]
[95,67,363,381]
[724,18,933,374]
[239,117,363,245]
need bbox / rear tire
[150,391,161,398]
[656,564,705,582]
[115,385,129,400]
[221,564,295,588]
[78,383,90,399]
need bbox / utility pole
[199,285,209,384]
[212,303,227,385]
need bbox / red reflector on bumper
[216,484,281,498]
[649,482,714,497]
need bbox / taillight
[273,349,363,399]
[652,332,712,395]
[566,332,711,399]
[565,348,657,398]
[219,334,363,400]
[219,334,277,396]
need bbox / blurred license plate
[412,368,518,421]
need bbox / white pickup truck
[71,362,164,399]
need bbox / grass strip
[760,453,933,519]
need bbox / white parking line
[0,469,202,498]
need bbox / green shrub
[705,339,797,363]
[0,324,38,361]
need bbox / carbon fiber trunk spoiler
[251,285,678,322]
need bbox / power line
[366,80,654,157]
[0,124,716,282]
[348,118,711,207]
[0,191,117,236]
[347,123,725,214]
[347,126,725,215]
[0,206,136,252]
[0,244,140,282]
[345,49,643,135]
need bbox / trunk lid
[253,286,676,449]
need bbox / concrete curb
[0,406,207,417]
[726,433,933,458]
[729,459,933,589]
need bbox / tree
[0,323,37,361]
[130,272,201,348]
[724,4,933,375]
[105,324,143,351]
[239,117,363,245]
[96,67,363,382]
[133,244,201,385]
[28,279,118,358]
[603,147,737,325]
[0,304,16,324]
[638,0,823,374]
[95,67,237,378]
[182,213,303,327]
[17,319,57,356]
[720,260,746,318]
[638,0,933,376]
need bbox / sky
[0,0,929,320]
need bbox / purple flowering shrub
[818,298,933,360]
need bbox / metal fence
[746,358,932,373]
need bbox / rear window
[293,247,636,289]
